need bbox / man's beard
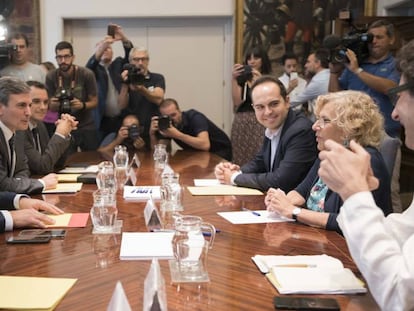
[59,63,72,72]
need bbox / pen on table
[202,229,221,237]
[241,207,261,216]
[151,228,175,232]
[273,264,317,268]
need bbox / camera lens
[158,116,170,131]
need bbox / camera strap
[56,65,78,91]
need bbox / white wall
[377,0,412,15]
[40,0,234,68]
[40,0,235,134]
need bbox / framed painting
[7,0,41,63]
[235,0,377,64]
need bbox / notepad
[42,183,83,194]
[0,275,77,310]
[252,254,367,295]
[47,213,89,228]
[187,185,263,196]
[218,210,293,224]
[123,186,161,200]
[57,174,82,182]
[120,232,175,260]
[252,254,344,274]
[58,165,99,174]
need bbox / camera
[0,43,16,59]
[55,88,73,114]
[236,65,253,85]
[158,115,171,131]
[323,31,373,64]
[107,25,116,38]
[123,63,146,85]
[128,124,140,140]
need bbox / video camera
[55,88,73,114]
[123,63,146,85]
[323,31,373,64]
[0,42,15,59]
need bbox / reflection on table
[0,150,379,310]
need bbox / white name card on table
[123,186,161,200]
[217,210,294,224]
[144,199,162,230]
[120,232,175,260]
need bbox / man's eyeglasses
[131,57,149,62]
[251,100,281,112]
[387,82,414,106]
[55,54,72,61]
[314,117,332,129]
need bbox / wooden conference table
[0,150,379,310]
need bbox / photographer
[231,46,271,165]
[86,24,133,141]
[118,47,165,147]
[150,98,232,161]
[45,41,98,154]
[289,49,331,120]
[98,114,145,158]
[0,33,45,83]
[328,19,400,138]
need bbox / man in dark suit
[0,76,58,194]
[0,191,63,233]
[215,76,317,192]
[17,81,78,175]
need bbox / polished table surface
[0,150,380,310]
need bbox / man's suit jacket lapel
[270,109,295,172]
[263,138,272,171]
[37,123,50,153]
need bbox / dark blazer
[295,147,392,233]
[0,191,17,233]
[0,129,43,194]
[235,109,317,192]
[17,121,70,175]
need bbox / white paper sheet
[193,179,221,186]
[120,232,175,260]
[217,210,294,224]
[58,165,99,174]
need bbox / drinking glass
[153,144,168,170]
[90,189,118,232]
[96,161,116,191]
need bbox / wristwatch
[355,67,364,75]
[292,207,301,221]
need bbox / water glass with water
[160,173,183,211]
[90,189,118,233]
[153,144,168,170]
[96,161,116,191]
